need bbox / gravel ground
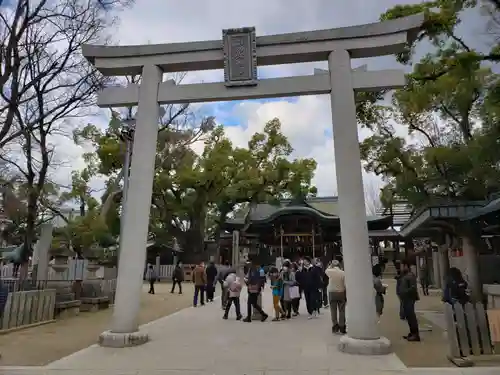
[379,279,452,368]
[0,282,196,366]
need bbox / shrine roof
[463,197,500,221]
[225,196,392,227]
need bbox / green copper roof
[225,196,392,227]
[463,197,500,220]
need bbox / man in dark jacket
[171,261,184,294]
[147,264,157,294]
[205,261,218,302]
[243,261,268,322]
[302,256,323,318]
[399,260,420,341]
[394,260,405,320]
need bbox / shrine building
[218,196,401,265]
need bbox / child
[269,267,284,321]
[223,272,242,320]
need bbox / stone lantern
[84,246,101,279]
[49,245,72,278]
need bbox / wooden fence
[158,265,175,279]
[444,301,496,366]
[0,289,57,332]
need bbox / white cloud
[51,0,425,198]
[212,96,382,196]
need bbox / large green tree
[76,115,317,256]
[360,0,500,209]
[149,118,317,254]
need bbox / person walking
[302,257,322,319]
[399,260,421,342]
[281,261,295,319]
[269,267,284,321]
[291,262,301,316]
[443,267,470,305]
[313,258,325,315]
[205,261,218,302]
[316,259,329,308]
[147,264,157,294]
[243,261,268,322]
[171,260,184,294]
[223,272,243,320]
[325,260,347,334]
[419,263,430,296]
[218,261,236,310]
[373,264,386,320]
[192,261,206,307]
[394,260,405,320]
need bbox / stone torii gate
[83,14,424,354]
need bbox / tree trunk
[21,187,38,279]
[79,196,86,217]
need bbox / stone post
[328,49,390,355]
[438,245,450,291]
[432,250,441,288]
[99,65,162,348]
[231,230,239,268]
[155,255,161,281]
[415,255,421,283]
[461,235,481,300]
[34,223,52,283]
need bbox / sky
[51,0,486,202]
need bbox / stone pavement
[1,287,499,375]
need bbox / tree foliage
[149,118,317,253]
[360,0,500,209]
[76,114,317,256]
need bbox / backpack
[230,278,242,293]
[454,281,470,303]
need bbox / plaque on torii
[222,27,258,87]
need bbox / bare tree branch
[0,0,132,261]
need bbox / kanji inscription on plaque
[222,27,257,87]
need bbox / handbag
[289,285,300,299]
[248,283,260,294]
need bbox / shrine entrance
[83,14,424,354]
[219,196,399,266]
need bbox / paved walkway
[2,287,499,375]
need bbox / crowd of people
[156,254,475,345]
[181,256,392,334]
[216,256,331,323]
